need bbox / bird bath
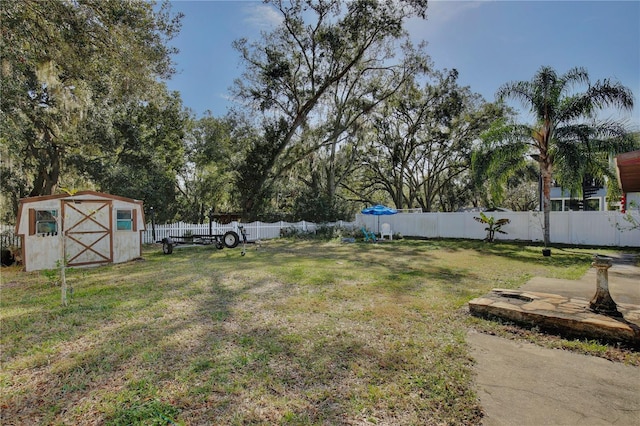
[589,255,622,317]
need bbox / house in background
[15,191,145,272]
[550,149,640,212]
[549,176,612,211]
[615,149,640,211]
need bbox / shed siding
[111,200,144,263]
[17,200,62,271]
[15,192,144,272]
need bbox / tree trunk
[29,138,61,196]
[327,138,337,206]
[541,162,552,246]
[43,157,60,195]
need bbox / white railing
[0,224,15,233]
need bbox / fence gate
[62,200,113,267]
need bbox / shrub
[474,212,510,242]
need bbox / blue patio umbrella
[361,204,397,233]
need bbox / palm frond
[472,125,530,204]
[559,66,589,93]
[551,138,586,193]
[587,121,636,152]
[556,94,592,122]
[531,67,556,119]
[587,79,634,111]
[496,81,534,109]
[554,123,593,144]
[557,120,635,153]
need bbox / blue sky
[164,0,640,129]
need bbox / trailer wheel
[223,231,240,248]
[162,241,174,255]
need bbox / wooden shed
[15,191,145,272]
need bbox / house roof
[615,150,640,193]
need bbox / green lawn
[0,239,634,425]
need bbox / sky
[162,0,640,129]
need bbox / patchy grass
[0,239,634,424]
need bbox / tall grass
[0,239,616,424]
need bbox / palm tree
[473,66,634,245]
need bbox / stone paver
[469,288,640,345]
[468,254,640,346]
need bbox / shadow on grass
[3,251,477,425]
[5,238,620,424]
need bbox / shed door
[62,200,113,267]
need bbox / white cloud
[407,0,489,39]
[242,3,282,31]
[429,0,487,22]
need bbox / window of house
[551,200,563,211]
[565,199,582,211]
[584,198,600,211]
[35,210,58,235]
[116,210,133,231]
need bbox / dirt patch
[0,280,24,289]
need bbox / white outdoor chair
[380,223,393,240]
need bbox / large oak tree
[1,0,183,214]
[232,0,428,217]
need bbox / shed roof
[615,150,640,193]
[17,190,142,205]
[16,191,145,235]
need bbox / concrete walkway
[468,253,640,425]
[469,331,640,425]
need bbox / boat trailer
[161,226,249,256]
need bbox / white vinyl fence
[1,224,21,249]
[142,220,357,244]
[357,211,640,247]
[3,211,638,250]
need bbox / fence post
[568,211,573,245]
